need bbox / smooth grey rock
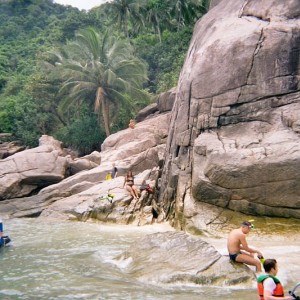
[159,0,300,225]
[115,231,255,286]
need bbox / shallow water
[0,218,299,300]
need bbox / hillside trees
[0,0,118,149]
[0,0,210,153]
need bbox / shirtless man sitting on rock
[227,221,263,273]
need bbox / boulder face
[160,0,300,223]
[0,135,101,200]
[115,231,255,286]
[0,141,26,159]
[0,144,68,200]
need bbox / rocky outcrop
[101,115,168,175]
[34,113,171,222]
[0,135,101,200]
[0,141,26,159]
[115,231,255,286]
[0,143,68,199]
[160,0,300,226]
[136,87,176,122]
[67,151,101,176]
[0,113,171,223]
[39,168,159,225]
[156,87,177,113]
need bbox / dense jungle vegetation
[0,0,210,155]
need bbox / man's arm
[240,234,262,256]
[264,290,293,300]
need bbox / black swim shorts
[229,253,240,262]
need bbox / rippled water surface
[0,218,299,300]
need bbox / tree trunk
[95,87,110,137]
[102,97,110,137]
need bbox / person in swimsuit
[124,170,139,200]
[227,221,263,273]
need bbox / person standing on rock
[111,163,118,179]
[124,170,139,200]
[257,259,294,300]
[227,221,263,273]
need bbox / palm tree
[141,0,172,42]
[169,0,210,31]
[105,0,142,38]
[47,28,148,136]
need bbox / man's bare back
[227,228,245,254]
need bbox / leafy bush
[55,112,105,156]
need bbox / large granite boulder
[100,112,170,173]
[159,0,300,225]
[67,151,101,176]
[156,87,176,113]
[0,135,102,200]
[115,231,255,286]
[136,88,176,122]
[0,144,68,200]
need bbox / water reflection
[0,218,299,300]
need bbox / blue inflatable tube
[0,220,11,247]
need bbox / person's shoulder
[234,228,245,238]
[231,228,242,235]
[263,276,276,292]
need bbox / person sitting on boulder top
[128,119,136,129]
[257,259,293,300]
[124,170,139,200]
[227,221,263,273]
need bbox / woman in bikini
[124,170,139,200]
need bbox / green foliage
[0,92,56,147]
[0,0,210,153]
[55,111,105,156]
[0,96,16,133]
[133,28,193,93]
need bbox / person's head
[241,221,254,233]
[127,170,133,176]
[263,259,278,275]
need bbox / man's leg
[235,253,262,272]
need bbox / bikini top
[126,176,134,184]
